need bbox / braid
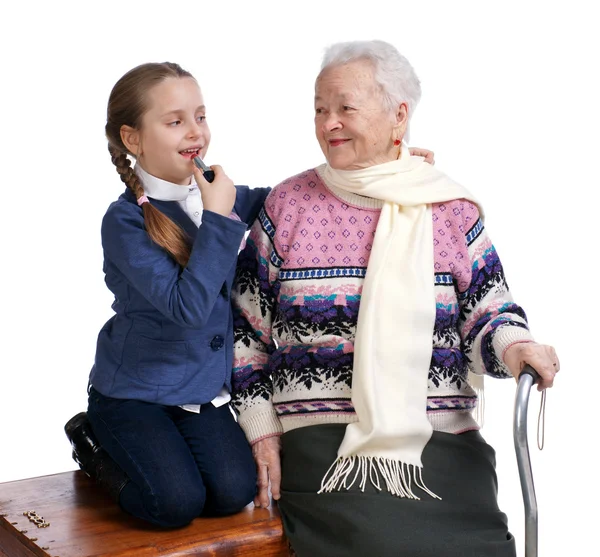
[108,144,192,267]
[109,145,144,198]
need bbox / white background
[1,1,597,555]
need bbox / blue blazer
[89,185,270,405]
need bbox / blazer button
[210,335,224,351]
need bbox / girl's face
[123,77,210,185]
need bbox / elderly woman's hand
[252,435,282,508]
[408,147,435,164]
[503,342,560,391]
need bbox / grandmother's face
[314,60,405,170]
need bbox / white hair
[319,40,421,141]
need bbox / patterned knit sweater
[232,168,534,444]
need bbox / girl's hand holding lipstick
[192,164,236,217]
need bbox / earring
[393,139,401,146]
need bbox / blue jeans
[87,387,256,528]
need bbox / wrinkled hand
[193,165,236,217]
[252,436,282,508]
[409,147,435,165]
[504,342,560,391]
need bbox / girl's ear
[120,125,141,156]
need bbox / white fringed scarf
[318,146,481,499]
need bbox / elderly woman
[231,40,559,557]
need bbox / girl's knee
[207,473,256,516]
[148,483,206,528]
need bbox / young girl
[64,62,271,528]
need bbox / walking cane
[514,364,542,557]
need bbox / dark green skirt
[279,424,516,557]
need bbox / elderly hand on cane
[503,342,560,391]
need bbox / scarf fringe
[318,456,441,500]
[469,372,485,427]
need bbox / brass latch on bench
[23,510,50,528]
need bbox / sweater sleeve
[234,186,272,226]
[231,205,283,443]
[456,202,535,378]
[102,200,247,329]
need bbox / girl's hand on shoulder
[409,147,435,165]
[193,165,236,217]
[503,341,560,391]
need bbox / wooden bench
[0,470,288,556]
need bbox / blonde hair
[105,62,195,266]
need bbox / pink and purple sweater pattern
[231,169,532,442]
